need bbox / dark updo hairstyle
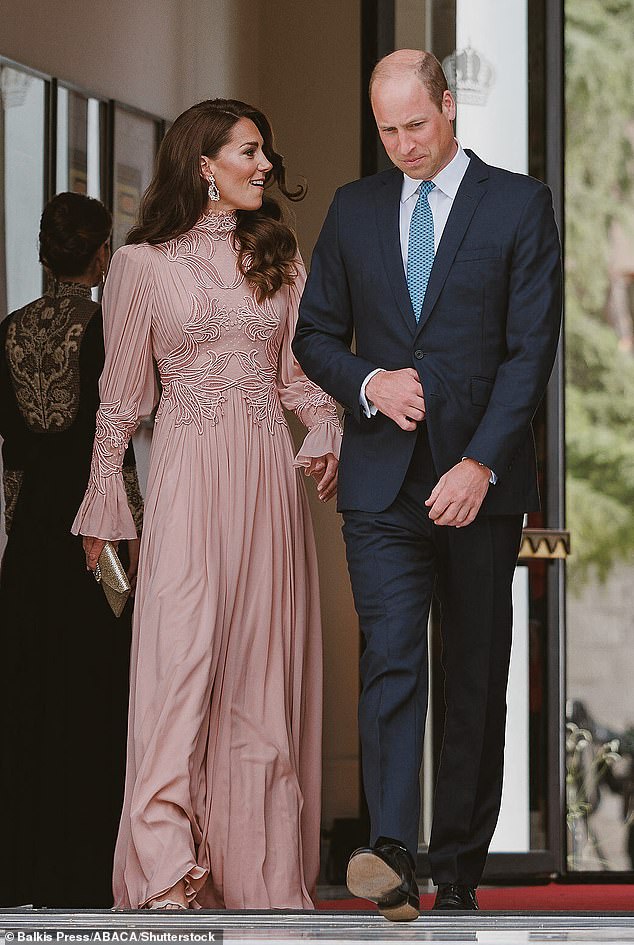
[127,98,305,302]
[39,192,112,279]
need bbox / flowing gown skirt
[113,390,322,909]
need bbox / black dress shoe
[433,883,479,911]
[346,836,420,922]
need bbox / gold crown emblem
[442,45,495,106]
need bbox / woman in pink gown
[73,99,341,911]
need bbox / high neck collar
[46,278,93,301]
[196,209,238,235]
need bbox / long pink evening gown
[72,210,341,910]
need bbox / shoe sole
[347,851,401,900]
[381,899,420,922]
[346,852,420,922]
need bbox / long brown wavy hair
[127,99,305,301]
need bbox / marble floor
[1,909,634,945]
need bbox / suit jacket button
[414,349,424,359]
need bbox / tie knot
[418,181,434,198]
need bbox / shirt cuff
[360,368,384,418]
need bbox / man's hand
[366,368,425,431]
[305,452,339,502]
[425,458,491,527]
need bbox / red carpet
[318,883,634,911]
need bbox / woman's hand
[83,536,107,572]
[127,538,141,592]
[304,453,339,502]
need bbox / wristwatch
[461,456,497,485]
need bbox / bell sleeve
[276,258,342,468]
[72,245,158,540]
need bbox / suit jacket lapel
[375,168,416,335]
[416,150,489,335]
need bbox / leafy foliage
[565,0,634,582]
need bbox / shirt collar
[400,142,470,203]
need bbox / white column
[454,0,528,174]
[86,97,101,199]
[56,86,69,193]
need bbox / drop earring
[207,174,220,202]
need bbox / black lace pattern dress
[0,280,143,907]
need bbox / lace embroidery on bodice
[83,216,340,501]
[5,286,97,432]
[154,211,288,434]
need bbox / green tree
[565,0,634,582]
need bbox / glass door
[0,60,49,560]
[111,104,161,250]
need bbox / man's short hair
[370,51,449,110]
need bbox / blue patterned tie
[406,181,435,322]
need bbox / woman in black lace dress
[0,193,143,907]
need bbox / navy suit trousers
[342,426,523,884]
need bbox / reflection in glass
[112,106,159,250]
[0,64,47,561]
[565,0,634,872]
[69,93,88,193]
[56,88,103,199]
[0,65,46,315]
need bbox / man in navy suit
[293,50,562,919]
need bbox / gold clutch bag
[94,541,131,617]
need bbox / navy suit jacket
[293,150,562,515]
